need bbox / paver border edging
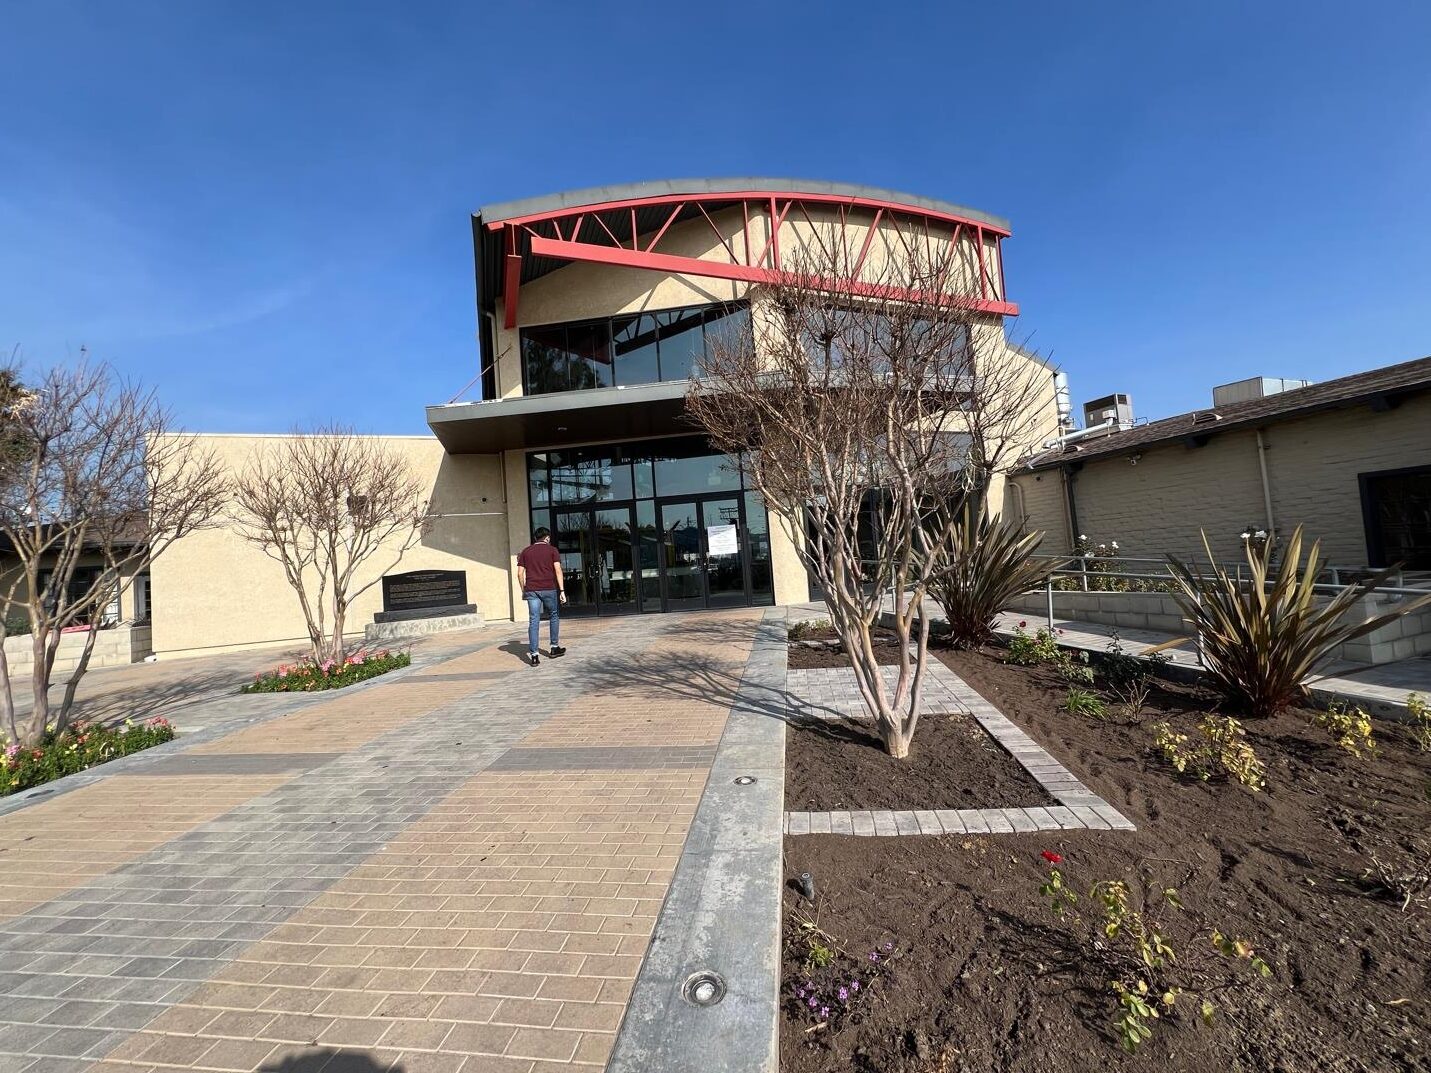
[606,607,787,1073]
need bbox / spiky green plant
[1164,527,1431,717]
[928,500,1060,648]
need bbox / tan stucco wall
[1010,392,1431,564]
[150,435,510,660]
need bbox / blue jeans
[525,590,560,653]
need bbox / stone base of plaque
[365,609,485,644]
[373,602,477,625]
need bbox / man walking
[516,527,566,666]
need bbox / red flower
[1018,620,1027,628]
[1041,851,1063,864]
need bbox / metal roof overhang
[426,381,693,454]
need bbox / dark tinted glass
[566,321,613,390]
[702,304,752,364]
[611,313,661,386]
[522,325,571,395]
[656,308,707,381]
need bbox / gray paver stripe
[487,745,718,771]
[400,670,513,682]
[113,752,343,776]
[0,615,669,1065]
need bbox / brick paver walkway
[0,610,762,1073]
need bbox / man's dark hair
[533,527,551,542]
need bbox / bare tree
[0,361,227,746]
[232,427,430,666]
[688,221,1053,757]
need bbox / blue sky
[3,1,1429,433]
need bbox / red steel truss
[491,190,1018,329]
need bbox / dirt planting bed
[781,647,1431,1073]
[785,707,1055,810]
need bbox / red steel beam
[502,226,522,329]
[486,190,1013,238]
[527,235,1019,316]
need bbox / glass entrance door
[656,495,749,611]
[554,506,639,615]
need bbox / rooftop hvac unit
[1212,376,1313,408]
[1081,393,1133,429]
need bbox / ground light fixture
[681,969,727,1007]
[733,774,756,785]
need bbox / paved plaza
[0,610,768,1073]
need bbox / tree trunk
[56,626,100,735]
[0,643,17,745]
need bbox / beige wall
[151,435,510,660]
[1010,392,1431,565]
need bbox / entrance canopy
[426,380,691,454]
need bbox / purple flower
[838,987,849,1001]
[881,940,894,952]
[807,997,817,1008]
[870,952,879,962]
[820,1006,830,1018]
[795,987,806,999]
[850,980,861,992]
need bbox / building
[152,179,1060,659]
[1009,356,1431,569]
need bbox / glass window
[702,304,752,364]
[657,308,708,381]
[527,453,550,507]
[566,321,612,390]
[745,491,774,604]
[612,313,661,387]
[546,447,632,504]
[522,325,572,395]
[651,438,740,496]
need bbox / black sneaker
[528,651,540,666]
[550,646,567,658]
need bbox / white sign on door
[707,524,739,556]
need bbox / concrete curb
[607,607,787,1073]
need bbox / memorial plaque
[376,569,472,623]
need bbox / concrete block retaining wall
[2,624,153,676]
[1005,589,1431,667]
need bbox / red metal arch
[489,190,1017,329]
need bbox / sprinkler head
[798,871,815,900]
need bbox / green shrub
[1,718,175,796]
[1163,527,1431,717]
[788,618,832,641]
[1408,693,1431,753]
[1311,701,1376,758]
[3,615,30,637]
[1006,625,1061,666]
[1056,650,1096,686]
[1152,715,1266,789]
[1036,854,1271,1054]
[1064,687,1107,718]
[1100,632,1171,719]
[927,501,1059,648]
[242,649,410,693]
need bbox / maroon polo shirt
[517,541,562,593]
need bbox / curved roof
[477,176,1011,232]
